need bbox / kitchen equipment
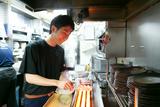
[127,71,160,107]
[134,76,160,107]
[91,55,107,73]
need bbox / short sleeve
[19,45,37,74]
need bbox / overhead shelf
[43,28,49,33]
[12,37,29,42]
[11,6,38,19]
[11,0,39,19]
[13,30,27,35]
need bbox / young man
[19,15,75,107]
[0,38,14,67]
[0,38,17,107]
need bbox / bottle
[85,64,90,72]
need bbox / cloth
[0,43,14,67]
[0,67,17,107]
[24,96,49,107]
[19,39,65,95]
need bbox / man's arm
[25,73,73,90]
[25,73,59,86]
[59,71,68,80]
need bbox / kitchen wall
[106,21,126,58]
[127,2,160,70]
[0,3,7,24]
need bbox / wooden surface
[43,93,72,107]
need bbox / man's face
[54,26,73,45]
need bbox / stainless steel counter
[93,82,104,107]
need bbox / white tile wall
[0,3,7,24]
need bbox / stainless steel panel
[105,27,126,58]
[127,2,160,70]
[91,55,107,72]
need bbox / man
[102,31,111,45]
[0,38,17,107]
[19,15,74,107]
[99,31,111,51]
[0,38,14,67]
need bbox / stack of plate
[129,66,146,75]
[110,64,128,84]
[110,64,146,95]
[111,64,131,95]
[134,76,160,107]
[127,68,146,107]
[127,76,136,107]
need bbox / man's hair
[49,15,74,34]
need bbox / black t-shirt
[19,40,65,95]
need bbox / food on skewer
[75,90,83,107]
[74,85,93,107]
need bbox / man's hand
[58,80,74,91]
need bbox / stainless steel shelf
[107,80,128,107]
[11,0,39,19]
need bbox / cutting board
[43,93,72,107]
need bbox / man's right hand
[57,80,74,91]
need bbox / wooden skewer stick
[86,90,91,107]
[76,90,83,107]
[81,90,86,107]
